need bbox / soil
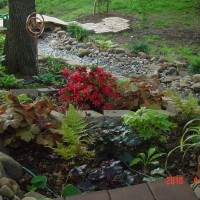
[10,124,199,198]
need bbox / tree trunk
[4,0,37,76]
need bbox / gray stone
[13,195,20,200]
[193,74,200,83]
[165,67,177,76]
[0,177,20,194]
[77,49,91,57]
[158,56,168,63]
[56,30,66,38]
[80,110,104,124]
[22,197,37,200]
[49,111,64,128]
[65,45,73,51]
[155,110,176,117]
[103,110,132,124]
[178,70,189,77]
[68,38,76,44]
[173,60,187,68]
[179,79,188,88]
[49,40,58,47]
[52,27,61,33]
[138,52,147,59]
[0,152,23,179]
[38,88,58,95]
[82,43,91,49]
[16,190,25,199]
[114,48,126,54]
[24,191,48,199]
[0,139,9,155]
[147,70,159,79]
[0,185,14,199]
[0,196,3,200]
[191,82,200,92]
[161,76,180,84]
[10,89,38,99]
[72,41,78,45]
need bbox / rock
[16,190,25,199]
[158,56,168,63]
[0,177,20,194]
[114,48,126,54]
[165,67,177,76]
[82,43,91,49]
[68,38,76,44]
[178,70,189,77]
[147,70,159,79]
[10,89,38,99]
[110,44,119,48]
[49,40,58,47]
[77,48,91,57]
[150,57,157,62]
[0,185,14,199]
[173,60,187,68]
[138,52,147,59]
[191,82,200,92]
[22,197,37,200]
[72,41,78,45]
[179,79,188,88]
[0,139,9,155]
[25,191,47,199]
[193,74,200,83]
[56,30,66,38]
[0,152,23,179]
[13,195,20,200]
[52,27,61,33]
[65,45,73,51]
[161,76,180,83]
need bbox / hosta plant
[123,107,174,142]
[0,93,56,147]
[130,147,165,169]
[58,66,122,112]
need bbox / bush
[187,56,200,74]
[58,66,122,112]
[66,23,93,41]
[128,41,150,54]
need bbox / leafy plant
[51,104,94,165]
[27,176,47,191]
[33,73,59,86]
[130,147,165,169]
[62,184,82,198]
[68,160,138,192]
[0,34,5,53]
[97,40,114,49]
[188,56,200,74]
[0,90,10,104]
[0,0,7,9]
[165,119,200,172]
[67,23,93,41]
[143,168,165,182]
[123,107,174,142]
[58,66,122,112]
[166,90,200,119]
[88,122,141,162]
[18,94,33,104]
[0,64,23,89]
[128,41,150,54]
[118,77,166,110]
[0,93,55,147]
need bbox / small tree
[4,0,37,76]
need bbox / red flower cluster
[58,67,122,111]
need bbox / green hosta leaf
[31,176,47,189]
[62,184,82,198]
[143,176,163,182]
[138,153,146,161]
[27,185,37,191]
[16,128,35,142]
[147,147,156,159]
[130,158,142,166]
[150,168,165,175]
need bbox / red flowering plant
[58,66,122,113]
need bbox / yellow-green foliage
[52,104,94,164]
[0,90,10,105]
[167,90,200,118]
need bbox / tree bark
[4,0,37,76]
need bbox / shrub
[128,41,150,54]
[66,23,93,41]
[123,107,174,142]
[188,56,200,74]
[58,66,122,112]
